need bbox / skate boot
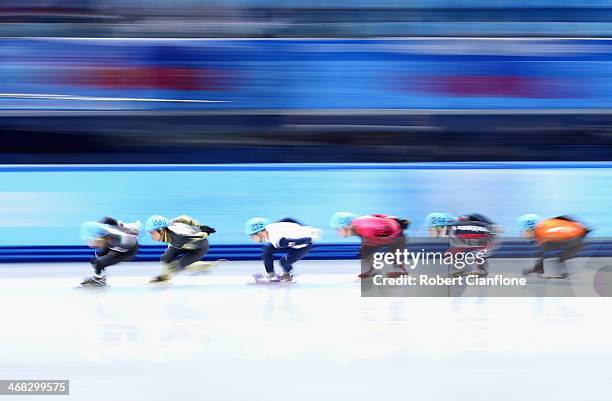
[187,259,228,273]
[266,272,280,282]
[449,269,468,278]
[522,267,544,277]
[151,262,177,283]
[542,271,569,279]
[150,274,171,283]
[386,266,408,278]
[478,269,489,277]
[358,269,376,279]
[279,271,294,282]
[467,268,488,278]
[186,261,217,273]
[253,271,280,283]
[541,259,570,279]
[81,275,107,288]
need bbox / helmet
[425,212,451,228]
[330,212,358,229]
[145,215,170,232]
[443,213,456,224]
[245,217,270,235]
[80,221,109,241]
[518,214,540,231]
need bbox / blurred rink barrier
[4,38,612,163]
[4,0,612,37]
[1,37,612,112]
[0,162,611,263]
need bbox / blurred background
[2,6,612,399]
[4,0,612,38]
[1,0,612,163]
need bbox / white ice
[0,260,611,401]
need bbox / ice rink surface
[0,260,611,401]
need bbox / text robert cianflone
[372,249,486,270]
[372,274,527,287]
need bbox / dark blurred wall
[3,0,612,37]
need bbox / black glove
[278,237,312,248]
[394,218,410,230]
[199,225,216,234]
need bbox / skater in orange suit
[518,214,590,278]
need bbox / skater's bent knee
[160,253,174,263]
[261,243,275,256]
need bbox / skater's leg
[541,241,570,277]
[279,244,312,273]
[183,240,219,273]
[559,238,583,262]
[523,258,544,276]
[261,243,277,274]
[92,247,137,276]
[554,237,584,277]
[447,247,469,277]
[176,240,209,269]
[466,247,488,277]
[477,258,489,277]
[160,246,183,264]
[177,240,209,269]
[83,246,138,287]
[153,246,183,281]
[95,247,110,259]
[525,240,576,278]
[522,246,546,276]
[359,244,378,278]
[386,236,408,277]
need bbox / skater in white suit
[245,217,322,282]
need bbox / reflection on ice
[0,260,611,401]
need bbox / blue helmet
[245,217,270,235]
[145,215,170,232]
[425,212,452,228]
[80,221,109,241]
[443,213,455,225]
[330,212,358,229]
[518,214,540,231]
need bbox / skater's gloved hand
[396,218,410,230]
[278,237,312,248]
[199,225,216,234]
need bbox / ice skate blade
[76,284,108,290]
[249,273,296,285]
[148,279,172,286]
[540,274,571,279]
